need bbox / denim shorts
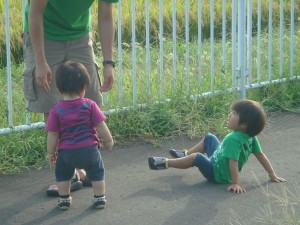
[55,145,105,182]
[192,133,220,182]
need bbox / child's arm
[254,152,286,182]
[95,121,114,151]
[47,131,59,164]
[228,158,246,193]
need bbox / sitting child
[148,99,285,193]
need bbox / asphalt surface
[1,111,299,225]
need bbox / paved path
[1,111,299,225]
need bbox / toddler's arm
[95,121,114,151]
[254,152,286,182]
[228,158,246,193]
[47,131,59,164]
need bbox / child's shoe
[148,156,168,170]
[169,149,187,158]
[93,196,106,209]
[58,196,72,210]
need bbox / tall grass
[1,0,300,66]
[2,25,300,129]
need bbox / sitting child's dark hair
[56,61,90,95]
[232,99,266,137]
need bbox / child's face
[226,110,245,131]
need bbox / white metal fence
[1,0,300,135]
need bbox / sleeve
[90,101,107,126]
[221,138,242,161]
[45,107,60,132]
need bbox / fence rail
[1,0,300,135]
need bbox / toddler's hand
[47,153,56,164]
[227,184,246,194]
[269,173,286,183]
[104,140,114,151]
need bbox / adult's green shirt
[212,131,261,184]
[24,0,119,41]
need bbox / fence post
[5,0,13,128]
[238,0,246,99]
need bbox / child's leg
[192,153,214,182]
[187,133,220,156]
[149,154,197,170]
[186,139,205,155]
[169,136,206,158]
[83,146,106,208]
[168,153,197,169]
[57,180,71,196]
[91,180,106,209]
[203,133,220,157]
[57,180,72,210]
[148,153,214,181]
[91,180,105,196]
[55,151,75,196]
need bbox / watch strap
[103,60,115,68]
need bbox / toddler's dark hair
[56,61,90,95]
[231,99,266,137]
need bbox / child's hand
[227,184,246,194]
[47,153,56,164]
[269,173,286,183]
[104,140,114,151]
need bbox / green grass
[1,0,300,175]
[1,0,300,66]
[2,24,300,173]
[1,79,300,174]
[1,2,300,224]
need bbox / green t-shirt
[24,0,119,41]
[212,131,261,184]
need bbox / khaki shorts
[22,32,102,113]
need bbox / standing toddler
[46,61,113,209]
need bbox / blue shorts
[55,145,105,182]
[192,133,220,182]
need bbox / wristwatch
[103,60,115,68]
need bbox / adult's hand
[100,65,114,92]
[35,63,52,92]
